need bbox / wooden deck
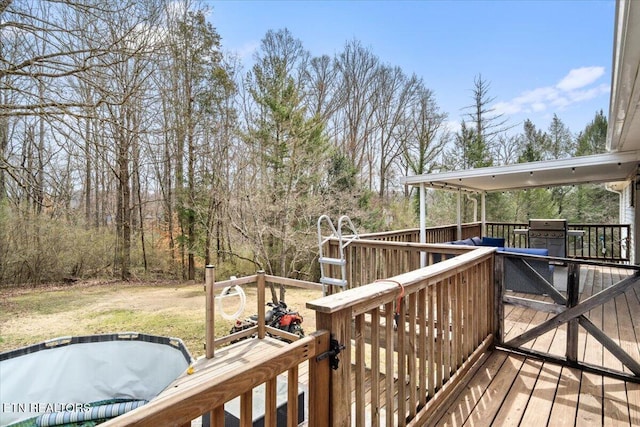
[434,351,640,426]
[435,264,640,426]
[131,263,638,426]
[215,265,639,426]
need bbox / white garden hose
[216,283,246,321]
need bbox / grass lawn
[0,280,321,358]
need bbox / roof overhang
[608,0,640,152]
[401,151,640,193]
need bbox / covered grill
[527,218,568,258]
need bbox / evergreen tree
[575,110,607,155]
[242,29,330,278]
[164,7,223,280]
[566,110,617,222]
[519,120,545,163]
[546,114,574,216]
[464,74,511,167]
[547,114,574,160]
[515,120,557,220]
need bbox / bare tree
[493,133,522,166]
[463,74,512,166]
[156,2,222,279]
[303,54,341,122]
[371,66,420,198]
[401,87,449,198]
[334,40,379,181]
[1,1,148,117]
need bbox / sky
[204,0,616,137]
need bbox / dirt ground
[0,279,322,357]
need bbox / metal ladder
[317,215,359,294]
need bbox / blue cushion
[471,236,482,246]
[501,247,548,256]
[481,237,505,247]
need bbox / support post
[456,190,462,240]
[257,270,266,339]
[481,192,486,237]
[634,177,640,264]
[566,262,580,362]
[205,265,215,359]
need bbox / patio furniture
[446,237,554,294]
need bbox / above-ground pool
[0,332,193,426]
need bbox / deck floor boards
[435,351,639,427]
[436,264,639,427]
[547,366,581,427]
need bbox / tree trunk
[117,115,131,280]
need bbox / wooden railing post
[257,270,266,339]
[494,254,504,344]
[316,309,352,427]
[566,262,580,362]
[205,265,215,359]
[308,331,331,427]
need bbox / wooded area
[0,0,617,285]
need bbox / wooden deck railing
[104,270,329,427]
[104,224,637,426]
[356,222,631,263]
[307,246,496,426]
[359,223,482,244]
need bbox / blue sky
[206,0,615,137]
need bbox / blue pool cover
[0,333,193,426]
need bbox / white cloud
[444,120,461,135]
[550,96,571,109]
[556,66,605,91]
[531,102,546,112]
[567,83,610,102]
[513,86,558,105]
[490,66,608,118]
[492,100,523,116]
[235,41,260,60]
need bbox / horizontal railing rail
[307,246,496,426]
[485,222,631,263]
[485,222,528,248]
[323,238,477,291]
[359,223,482,244]
[569,223,631,262]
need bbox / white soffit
[401,151,640,193]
